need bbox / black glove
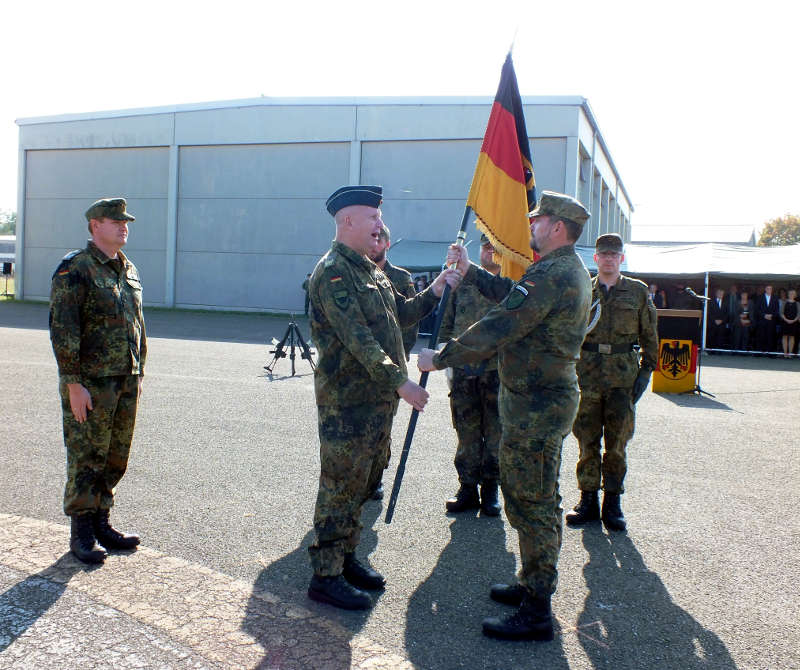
[631,368,652,403]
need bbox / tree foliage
[757,214,800,246]
[0,210,16,235]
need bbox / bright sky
[3,0,799,237]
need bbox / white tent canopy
[577,243,800,281]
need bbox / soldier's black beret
[326,185,383,216]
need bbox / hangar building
[14,96,632,312]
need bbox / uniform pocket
[92,277,120,315]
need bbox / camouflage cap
[595,233,624,253]
[528,191,590,226]
[85,198,135,222]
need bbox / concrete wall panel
[177,198,333,256]
[175,251,317,311]
[19,114,174,150]
[361,140,480,200]
[26,148,169,198]
[174,106,356,145]
[178,143,350,198]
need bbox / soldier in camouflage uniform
[49,198,145,564]
[439,234,503,516]
[567,233,659,532]
[419,191,592,641]
[306,185,461,610]
[365,223,418,501]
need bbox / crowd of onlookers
[646,282,799,357]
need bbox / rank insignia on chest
[333,289,350,309]
[506,284,529,310]
[330,276,342,283]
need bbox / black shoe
[369,482,384,500]
[490,583,525,607]
[565,491,600,526]
[308,575,372,610]
[343,553,386,590]
[482,594,554,641]
[445,484,480,513]
[70,514,107,564]
[480,481,502,516]
[93,509,140,550]
[601,493,627,532]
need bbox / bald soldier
[307,185,461,610]
[566,233,658,531]
[49,198,145,564]
[419,191,592,641]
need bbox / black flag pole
[384,206,472,524]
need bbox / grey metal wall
[23,147,168,303]
[16,97,631,312]
[175,142,350,310]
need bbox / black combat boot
[489,583,525,606]
[445,484,480,513]
[93,509,140,550]
[369,482,384,500]
[601,492,627,532]
[480,481,502,516]
[308,575,372,610]
[565,490,600,526]
[482,592,554,641]
[70,514,107,564]
[343,553,386,590]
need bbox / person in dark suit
[706,287,729,351]
[725,284,740,320]
[754,284,780,353]
[649,284,665,309]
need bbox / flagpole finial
[508,24,520,54]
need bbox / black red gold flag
[467,52,537,279]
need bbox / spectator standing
[780,289,799,357]
[706,287,729,350]
[731,292,753,352]
[754,285,780,353]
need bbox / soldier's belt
[582,342,636,354]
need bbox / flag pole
[384,205,471,523]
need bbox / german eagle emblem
[659,340,691,379]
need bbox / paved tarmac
[1,300,799,670]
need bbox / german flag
[468,52,537,280]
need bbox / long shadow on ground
[405,513,570,670]
[575,526,737,670]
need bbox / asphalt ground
[1,300,798,670]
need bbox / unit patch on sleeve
[505,284,529,310]
[333,289,350,310]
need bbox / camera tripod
[264,316,315,376]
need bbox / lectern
[652,309,702,393]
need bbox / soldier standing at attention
[567,233,658,532]
[365,223,418,501]
[49,198,145,564]
[418,191,592,641]
[307,185,461,610]
[438,234,503,516]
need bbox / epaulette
[323,253,338,268]
[52,250,82,278]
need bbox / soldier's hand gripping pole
[384,207,471,523]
